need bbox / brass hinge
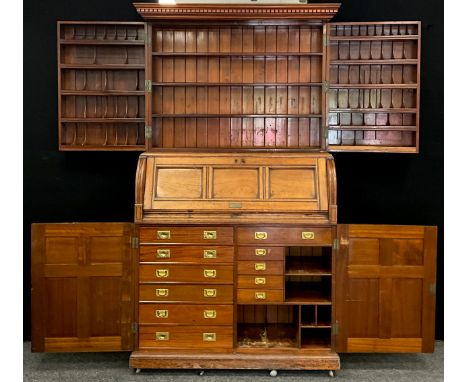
[131,237,139,249]
[145,125,152,139]
[429,282,436,295]
[332,321,339,336]
[131,322,139,334]
[333,238,339,250]
[323,34,330,47]
[322,80,330,92]
[145,80,152,93]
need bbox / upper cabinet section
[58,22,148,151]
[134,152,337,225]
[326,22,421,153]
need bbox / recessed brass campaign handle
[255,292,266,300]
[204,269,217,278]
[255,263,266,271]
[204,288,217,297]
[203,249,217,259]
[155,269,169,278]
[203,231,217,240]
[203,333,216,341]
[255,232,267,240]
[204,310,217,319]
[301,231,315,240]
[155,309,168,318]
[155,288,169,297]
[255,248,267,256]
[157,230,170,240]
[155,332,169,341]
[156,249,170,258]
[255,277,266,285]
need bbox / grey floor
[24,341,443,381]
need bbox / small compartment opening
[301,328,331,350]
[285,246,331,276]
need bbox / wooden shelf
[285,291,331,305]
[62,118,144,123]
[153,114,322,118]
[60,64,145,69]
[328,125,417,131]
[330,59,418,65]
[328,145,418,153]
[285,258,331,276]
[330,35,418,41]
[329,108,417,113]
[60,145,145,151]
[153,82,323,87]
[152,52,323,57]
[301,323,332,329]
[329,84,417,89]
[60,39,144,45]
[61,90,145,96]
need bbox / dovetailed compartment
[327,22,421,153]
[149,24,324,150]
[58,22,147,151]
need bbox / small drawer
[139,264,233,284]
[139,325,233,349]
[237,275,284,289]
[139,246,234,263]
[139,304,233,325]
[237,246,284,261]
[237,289,284,303]
[140,227,233,244]
[236,227,332,245]
[139,284,233,303]
[237,261,283,275]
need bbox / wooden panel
[139,326,233,350]
[155,168,203,199]
[269,168,316,199]
[335,225,437,353]
[139,226,234,244]
[139,284,233,303]
[31,223,135,352]
[236,227,332,246]
[139,245,234,263]
[139,304,233,326]
[212,168,260,199]
[139,264,233,284]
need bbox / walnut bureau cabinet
[32,2,437,377]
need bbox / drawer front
[237,261,283,275]
[236,227,332,245]
[140,227,234,244]
[140,264,233,284]
[140,246,234,263]
[139,325,233,349]
[139,284,233,303]
[237,246,284,261]
[237,275,284,289]
[139,304,233,325]
[237,289,284,303]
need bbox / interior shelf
[328,84,417,89]
[60,39,144,45]
[330,59,418,65]
[301,328,332,350]
[60,64,145,69]
[61,118,145,123]
[285,257,331,276]
[152,52,323,57]
[328,125,416,131]
[153,82,323,87]
[329,108,417,113]
[330,35,418,41]
[61,90,145,96]
[153,114,322,118]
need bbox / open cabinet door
[31,223,136,352]
[335,225,437,352]
[326,22,421,153]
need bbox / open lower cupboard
[31,2,437,377]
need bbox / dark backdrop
[24,0,444,340]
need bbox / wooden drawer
[140,245,234,263]
[139,325,233,349]
[139,284,233,303]
[237,275,284,289]
[237,289,284,303]
[238,246,284,261]
[140,227,233,244]
[237,261,283,275]
[139,304,233,326]
[236,227,332,246]
[140,264,233,284]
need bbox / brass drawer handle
[157,230,171,240]
[203,332,217,341]
[155,309,168,318]
[155,332,169,341]
[255,248,266,256]
[255,277,266,285]
[255,292,266,300]
[156,249,170,258]
[203,231,217,240]
[255,263,266,271]
[203,310,217,319]
[302,231,315,240]
[255,231,267,240]
[155,269,169,278]
[203,249,217,259]
[204,269,217,278]
[155,288,169,297]
[204,288,217,298]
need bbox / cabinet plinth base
[129,350,340,371]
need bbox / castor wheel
[198,370,205,376]
[135,368,141,374]
[270,370,278,377]
[328,370,335,377]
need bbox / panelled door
[334,225,437,352]
[31,223,136,352]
